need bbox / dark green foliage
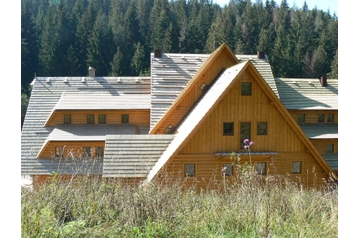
[21,0,338,95]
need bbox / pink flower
[249,141,254,146]
[243,139,249,144]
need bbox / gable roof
[146,60,336,182]
[275,78,338,110]
[150,45,279,131]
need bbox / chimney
[320,75,327,87]
[257,51,265,59]
[154,49,162,58]
[88,66,96,77]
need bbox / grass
[21,167,337,238]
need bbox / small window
[292,161,302,174]
[83,147,92,157]
[298,114,305,123]
[318,114,325,123]
[241,82,252,96]
[326,144,334,153]
[184,164,195,177]
[223,122,234,136]
[87,114,95,124]
[222,163,233,176]
[257,122,267,135]
[55,146,63,158]
[121,114,129,124]
[256,162,267,175]
[64,114,71,124]
[95,147,104,159]
[327,114,334,123]
[98,114,106,124]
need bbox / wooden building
[21,44,338,189]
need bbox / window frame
[55,146,63,158]
[298,114,305,123]
[257,122,268,135]
[318,114,325,123]
[222,163,233,176]
[256,162,267,175]
[64,114,71,124]
[98,114,106,124]
[87,114,95,124]
[240,122,251,148]
[326,143,334,153]
[241,82,252,96]
[292,161,302,174]
[121,114,129,124]
[223,122,234,136]
[184,164,196,177]
[327,114,334,123]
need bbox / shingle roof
[322,154,338,171]
[300,123,338,139]
[103,135,174,177]
[275,78,338,110]
[53,93,151,110]
[150,52,278,130]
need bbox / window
[184,164,195,177]
[256,162,267,175]
[55,147,63,158]
[95,147,104,159]
[257,122,267,135]
[223,122,234,136]
[298,114,305,123]
[326,144,334,153]
[121,114,129,124]
[222,163,233,176]
[87,114,95,124]
[241,82,252,96]
[98,114,106,124]
[240,122,251,148]
[327,114,334,123]
[83,147,92,157]
[318,114,325,123]
[64,114,71,124]
[292,161,302,174]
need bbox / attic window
[87,114,95,124]
[223,122,234,136]
[64,114,71,124]
[292,161,302,174]
[318,114,325,123]
[298,114,305,123]
[241,82,252,96]
[121,114,129,124]
[327,114,334,123]
[55,147,63,159]
[98,114,106,124]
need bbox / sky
[214,0,338,16]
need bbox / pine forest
[21,0,338,126]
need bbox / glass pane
[223,122,234,136]
[241,82,252,96]
[83,147,91,157]
[256,162,266,175]
[298,114,305,123]
[95,147,103,159]
[292,161,302,174]
[240,122,251,148]
[121,114,129,124]
[55,147,63,158]
[257,122,267,135]
[184,164,195,177]
[326,144,334,153]
[87,114,95,124]
[222,163,233,176]
[327,114,334,122]
[64,114,71,124]
[98,114,106,124]
[318,114,325,122]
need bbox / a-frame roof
[146,59,336,183]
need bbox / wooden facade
[22,44,337,190]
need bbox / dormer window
[121,114,129,124]
[98,114,106,124]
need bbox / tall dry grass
[21,166,337,237]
